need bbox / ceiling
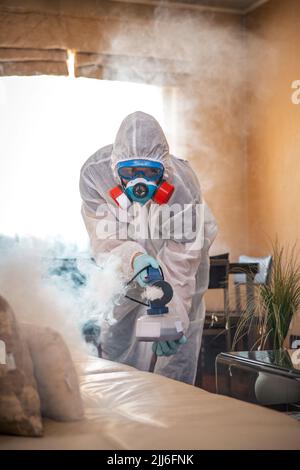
[112,0,271,14]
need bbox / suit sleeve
[80,166,146,279]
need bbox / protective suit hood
[111,111,173,181]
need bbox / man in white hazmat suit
[80,111,217,384]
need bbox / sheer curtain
[0,76,175,249]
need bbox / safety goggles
[117,159,164,182]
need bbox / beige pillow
[21,323,84,422]
[0,296,43,437]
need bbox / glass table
[216,350,300,419]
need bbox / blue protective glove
[133,253,159,287]
[152,335,187,357]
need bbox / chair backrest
[210,253,229,261]
[209,254,229,290]
[234,254,272,285]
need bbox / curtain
[0,0,187,84]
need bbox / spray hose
[124,264,165,307]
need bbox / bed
[0,355,299,450]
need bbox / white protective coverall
[80,111,217,384]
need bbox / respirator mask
[109,159,174,208]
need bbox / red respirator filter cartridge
[109,186,131,209]
[153,181,175,205]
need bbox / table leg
[246,273,256,349]
[224,287,231,351]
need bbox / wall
[173,12,249,261]
[246,0,300,255]
[182,87,249,261]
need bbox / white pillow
[234,255,272,285]
[21,323,84,422]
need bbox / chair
[195,254,230,391]
[207,253,231,349]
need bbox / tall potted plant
[233,243,300,351]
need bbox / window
[0,76,174,248]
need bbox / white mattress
[1,356,299,449]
